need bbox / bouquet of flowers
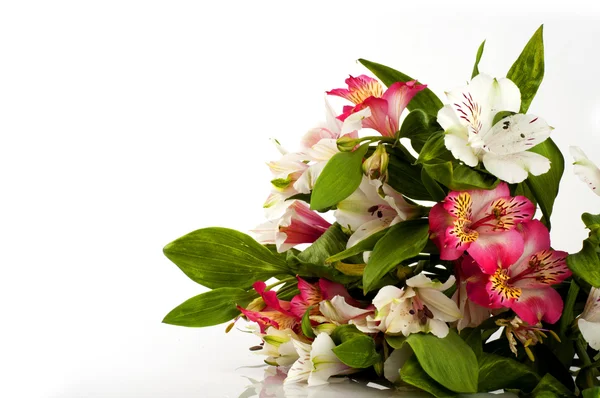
[162,26,600,396]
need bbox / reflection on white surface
[237,367,518,398]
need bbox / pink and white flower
[452,260,492,331]
[437,74,553,183]
[570,146,600,196]
[353,274,461,338]
[253,201,331,253]
[577,287,600,350]
[464,220,571,325]
[335,178,420,247]
[289,277,361,320]
[238,281,300,333]
[254,327,301,367]
[327,75,426,138]
[428,182,534,272]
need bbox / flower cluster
[164,27,600,396]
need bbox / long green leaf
[310,144,369,211]
[405,330,478,393]
[417,131,453,164]
[477,353,540,393]
[567,213,600,287]
[332,335,380,368]
[400,355,457,398]
[358,59,443,116]
[530,373,573,397]
[363,219,430,292]
[162,288,257,327]
[398,109,442,152]
[326,227,389,263]
[525,138,564,229]
[387,149,434,200]
[507,25,544,113]
[471,40,486,78]
[163,228,290,289]
[422,161,499,191]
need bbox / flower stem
[575,338,595,389]
[265,276,296,291]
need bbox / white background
[2,1,600,397]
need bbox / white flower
[570,146,600,196]
[318,295,373,325]
[438,74,552,183]
[383,345,413,383]
[578,287,600,350]
[334,178,419,247]
[254,327,301,367]
[285,333,354,386]
[354,274,461,338]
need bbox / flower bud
[363,144,389,182]
[336,136,362,152]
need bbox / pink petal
[296,277,323,304]
[361,97,396,137]
[467,229,524,273]
[429,202,466,260]
[512,249,570,289]
[510,287,564,325]
[319,279,361,307]
[327,75,383,105]
[468,182,510,218]
[473,196,535,233]
[463,257,502,309]
[382,81,426,131]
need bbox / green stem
[576,338,595,389]
[265,276,296,291]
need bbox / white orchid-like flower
[254,327,301,367]
[578,287,600,350]
[285,333,355,386]
[318,295,373,325]
[570,146,600,196]
[353,274,461,338]
[334,178,420,247]
[437,74,553,183]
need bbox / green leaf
[332,335,381,368]
[405,330,478,393]
[507,25,544,113]
[326,228,389,263]
[422,161,499,191]
[297,223,348,265]
[386,148,434,200]
[568,214,600,288]
[459,328,483,359]
[417,131,453,164]
[400,355,457,398]
[530,373,573,398]
[363,219,430,292]
[162,288,257,327]
[477,353,540,393]
[398,109,442,152]
[163,228,289,289]
[421,168,448,202]
[471,40,485,78]
[559,281,580,336]
[301,306,316,339]
[385,334,407,349]
[524,138,564,229]
[583,212,600,231]
[330,324,364,343]
[583,387,600,398]
[311,144,369,211]
[358,59,444,116]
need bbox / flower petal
[318,296,373,324]
[579,318,600,350]
[468,229,524,273]
[428,319,450,338]
[384,345,413,383]
[482,151,551,184]
[510,286,564,325]
[418,288,462,322]
[361,97,396,137]
[571,146,600,196]
[327,75,383,105]
[482,114,552,156]
[308,333,351,386]
[444,131,479,167]
[382,81,427,133]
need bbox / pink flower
[463,220,571,325]
[428,182,535,273]
[289,276,360,319]
[238,281,300,333]
[327,75,426,138]
[253,201,331,253]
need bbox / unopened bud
[363,144,389,182]
[336,136,362,152]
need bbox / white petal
[383,345,413,383]
[308,333,349,386]
[444,132,479,167]
[570,146,600,196]
[324,97,343,135]
[482,151,550,183]
[418,288,462,322]
[294,162,326,194]
[578,319,600,350]
[318,296,373,324]
[340,107,371,136]
[346,218,389,248]
[372,285,405,310]
[285,340,313,385]
[488,77,521,116]
[437,104,465,132]
[482,114,552,155]
[428,319,450,338]
[581,287,600,322]
[305,138,339,162]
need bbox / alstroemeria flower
[496,316,559,361]
[285,333,355,386]
[254,327,301,367]
[354,274,461,338]
[327,75,426,137]
[437,74,552,183]
[429,182,534,272]
[253,201,331,253]
[570,146,600,196]
[238,281,300,333]
[578,287,600,350]
[464,220,571,325]
[335,178,420,247]
[318,295,373,325]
